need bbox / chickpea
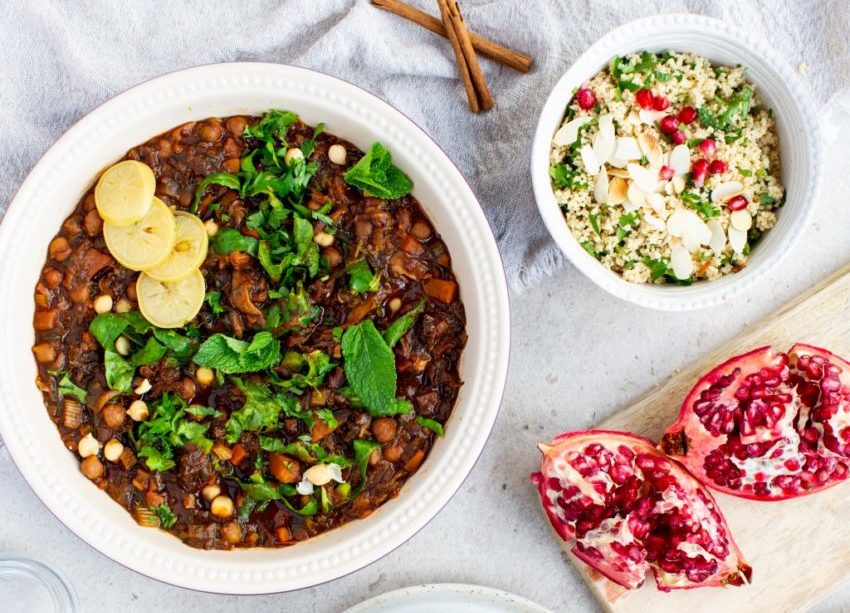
[127,400,149,422]
[313,231,334,247]
[388,298,402,313]
[383,445,403,462]
[78,433,101,458]
[198,122,223,143]
[226,116,247,137]
[43,268,62,289]
[48,237,71,261]
[221,521,242,544]
[102,403,126,429]
[114,336,131,356]
[195,367,215,386]
[114,297,133,313]
[81,456,104,480]
[222,158,241,173]
[103,439,124,463]
[284,148,304,166]
[328,144,347,165]
[125,282,137,301]
[134,378,152,396]
[93,294,113,314]
[410,221,432,240]
[201,485,221,501]
[204,219,219,237]
[210,495,234,518]
[372,417,396,443]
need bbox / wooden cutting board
[563,263,850,613]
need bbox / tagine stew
[31,111,466,549]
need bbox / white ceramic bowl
[532,14,822,311]
[0,63,510,593]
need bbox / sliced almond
[636,132,663,168]
[615,137,642,162]
[553,116,591,147]
[607,157,628,169]
[668,145,691,176]
[627,182,646,208]
[622,199,640,213]
[594,171,609,204]
[580,144,600,175]
[626,111,642,126]
[639,109,667,125]
[710,181,744,203]
[608,177,628,205]
[728,227,748,254]
[607,167,630,179]
[707,219,726,256]
[645,192,665,215]
[670,245,694,280]
[593,115,616,165]
[627,163,658,194]
[643,212,665,230]
[730,210,752,231]
[671,175,685,194]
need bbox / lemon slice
[136,269,205,329]
[144,212,209,282]
[103,197,176,271]
[95,160,156,226]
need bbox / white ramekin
[0,63,510,593]
[531,14,822,311]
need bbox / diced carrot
[423,278,458,304]
[230,443,247,466]
[401,235,424,256]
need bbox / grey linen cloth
[0,0,848,290]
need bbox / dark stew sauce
[32,113,466,549]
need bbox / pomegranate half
[661,344,850,500]
[532,430,751,591]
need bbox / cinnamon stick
[441,0,494,111]
[435,0,479,112]
[371,0,533,73]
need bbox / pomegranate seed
[653,95,670,111]
[658,115,679,134]
[709,159,728,175]
[658,165,675,180]
[670,130,686,145]
[575,88,596,110]
[691,159,709,187]
[635,88,655,109]
[698,138,716,159]
[726,195,748,211]
[678,106,697,124]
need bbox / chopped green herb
[204,291,226,315]
[153,503,177,529]
[341,321,409,417]
[193,331,281,374]
[211,228,259,256]
[50,370,87,403]
[133,393,212,471]
[382,299,425,348]
[343,142,413,200]
[346,259,380,295]
[416,416,444,437]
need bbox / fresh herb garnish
[682,191,721,218]
[382,299,425,348]
[133,393,212,471]
[204,291,226,315]
[343,142,413,200]
[225,378,310,443]
[317,408,338,429]
[346,259,381,295]
[153,503,177,529]
[416,416,445,437]
[104,350,135,393]
[50,370,87,403]
[193,331,281,374]
[351,439,381,497]
[211,228,259,256]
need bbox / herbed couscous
[549,51,784,284]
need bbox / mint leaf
[243,110,298,141]
[89,311,149,348]
[191,172,241,214]
[346,259,380,295]
[416,416,445,437]
[351,439,381,497]
[129,337,166,367]
[151,329,195,362]
[104,350,134,393]
[341,321,401,416]
[343,142,412,200]
[193,331,281,374]
[51,370,87,403]
[211,228,259,256]
[382,299,425,348]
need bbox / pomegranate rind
[661,343,850,501]
[532,430,751,592]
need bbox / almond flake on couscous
[549,51,784,284]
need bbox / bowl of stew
[0,63,510,593]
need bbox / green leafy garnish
[416,416,444,437]
[226,378,309,443]
[589,213,601,235]
[191,173,241,214]
[211,228,259,256]
[351,439,381,497]
[272,350,335,394]
[341,321,409,417]
[153,503,177,529]
[104,350,135,393]
[317,408,338,429]
[51,370,87,403]
[204,291,226,315]
[382,299,425,348]
[346,259,380,295]
[682,191,721,218]
[193,331,281,374]
[343,142,413,200]
[129,337,166,367]
[133,393,212,471]
[759,193,776,206]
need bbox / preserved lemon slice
[144,212,209,282]
[94,160,156,225]
[103,197,176,271]
[136,269,205,328]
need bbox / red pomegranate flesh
[660,344,850,501]
[532,430,751,591]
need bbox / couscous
[549,51,784,284]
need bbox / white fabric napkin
[0,0,847,292]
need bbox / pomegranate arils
[670,130,686,145]
[709,159,728,175]
[691,159,709,187]
[635,88,655,109]
[658,165,675,181]
[659,115,679,134]
[533,431,751,591]
[698,138,717,159]
[653,95,670,111]
[727,195,749,211]
[678,106,697,124]
[575,87,596,110]
[660,344,850,500]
